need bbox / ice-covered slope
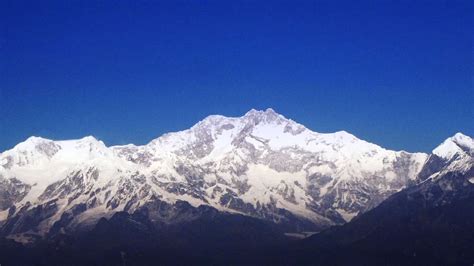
[0,109,429,240]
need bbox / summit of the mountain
[424,132,474,179]
[433,132,474,160]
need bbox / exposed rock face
[0,109,445,241]
[0,176,30,211]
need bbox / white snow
[452,132,474,150]
[433,133,474,160]
[433,139,463,159]
[252,122,305,150]
[200,127,236,161]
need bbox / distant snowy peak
[433,133,474,160]
[243,108,290,124]
[422,133,474,181]
[148,108,389,158]
[147,108,306,154]
[1,135,111,169]
[11,135,106,154]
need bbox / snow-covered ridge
[427,133,474,180]
[433,132,474,160]
[4,109,467,240]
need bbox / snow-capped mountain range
[0,108,471,242]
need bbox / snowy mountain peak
[243,108,287,123]
[13,135,103,150]
[3,136,61,166]
[433,133,474,159]
[451,132,474,150]
[78,135,100,143]
[73,135,107,149]
[14,136,52,149]
[0,135,112,170]
[245,108,277,116]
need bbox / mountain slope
[0,109,428,240]
[297,133,474,265]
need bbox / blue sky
[1,0,473,152]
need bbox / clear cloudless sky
[1,0,473,152]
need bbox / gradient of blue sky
[1,0,473,152]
